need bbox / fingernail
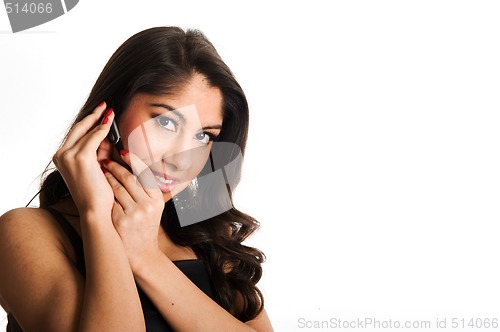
[101,108,113,125]
[102,159,112,165]
[98,101,106,108]
[105,108,113,118]
[120,149,129,156]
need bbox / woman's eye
[156,116,176,132]
[195,132,211,144]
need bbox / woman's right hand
[52,102,116,216]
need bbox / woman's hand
[52,102,116,216]
[101,151,166,268]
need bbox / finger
[102,158,147,203]
[62,102,108,149]
[74,109,115,155]
[101,163,136,209]
[120,150,162,199]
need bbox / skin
[115,78,224,201]
[0,74,273,331]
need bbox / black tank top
[6,208,219,331]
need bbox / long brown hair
[38,26,264,321]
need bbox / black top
[6,208,218,331]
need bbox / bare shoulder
[246,308,274,331]
[231,291,273,331]
[0,207,67,252]
[0,206,79,280]
[0,207,84,331]
[1,206,57,229]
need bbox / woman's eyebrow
[149,103,186,124]
[150,102,222,130]
[203,124,222,130]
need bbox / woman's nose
[162,143,193,171]
[163,140,209,171]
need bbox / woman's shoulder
[1,206,52,219]
[0,206,82,277]
[0,207,59,234]
[0,207,54,231]
[0,207,85,330]
[0,207,75,260]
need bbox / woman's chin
[160,182,190,202]
[162,192,173,202]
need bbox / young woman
[0,27,273,331]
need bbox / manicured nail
[98,101,106,108]
[120,149,129,156]
[102,108,113,124]
[102,159,112,165]
[105,108,113,118]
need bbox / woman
[0,27,273,331]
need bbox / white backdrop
[1,1,500,331]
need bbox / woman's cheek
[123,130,150,161]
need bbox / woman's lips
[151,170,178,193]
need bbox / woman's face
[117,74,223,202]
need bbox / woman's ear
[97,137,114,162]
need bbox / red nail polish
[102,117,109,124]
[120,149,129,156]
[105,108,113,118]
[102,159,112,165]
[98,101,106,108]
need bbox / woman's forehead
[129,82,223,126]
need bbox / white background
[1,1,500,331]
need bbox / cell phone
[107,119,124,152]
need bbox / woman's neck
[50,197,80,218]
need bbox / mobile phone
[107,119,124,152]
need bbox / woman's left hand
[101,151,166,269]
